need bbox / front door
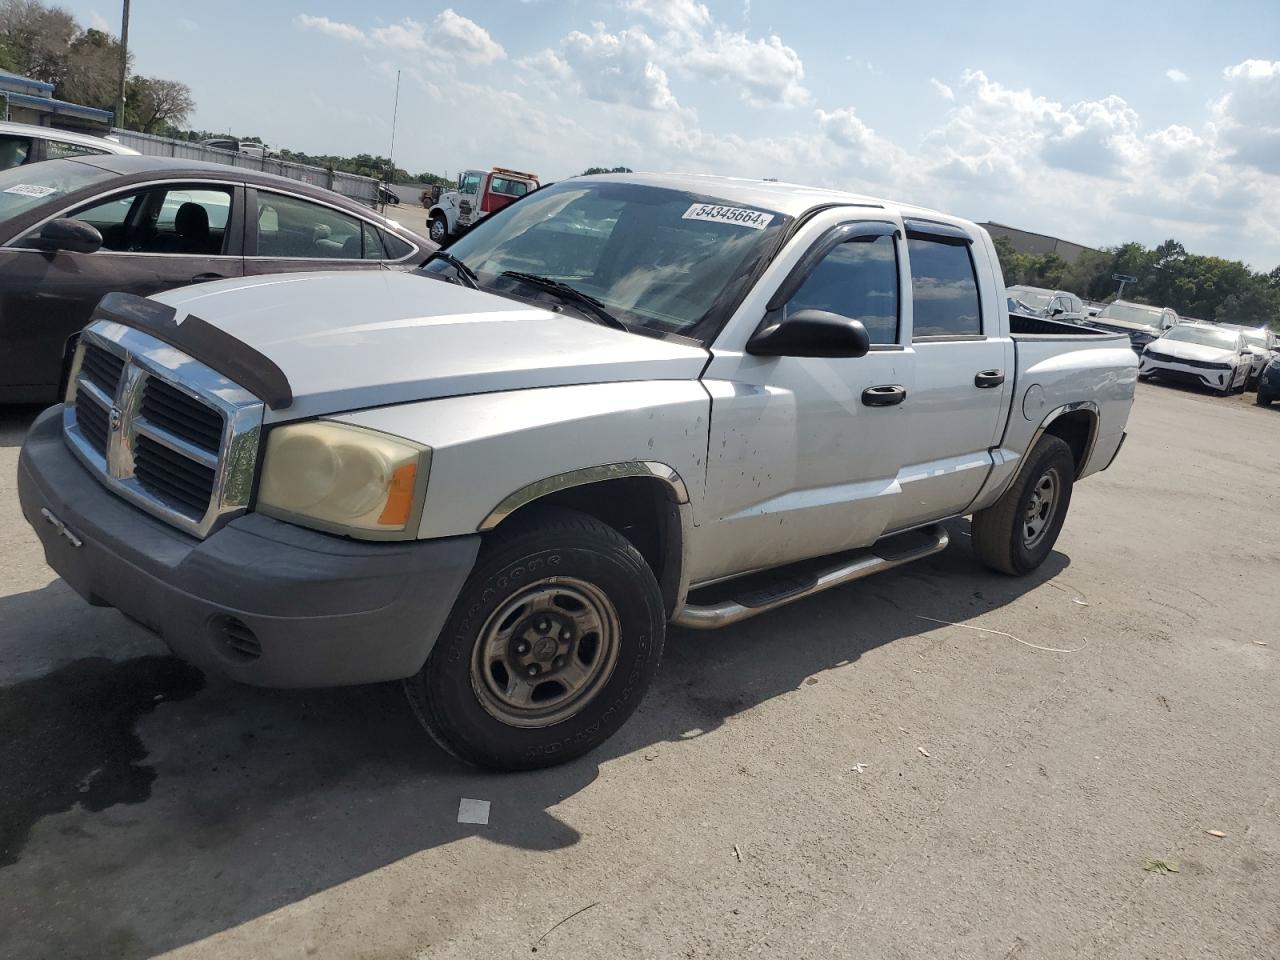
[1,182,245,398]
[693,219,914,583]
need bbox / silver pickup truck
[19,174,1137,770]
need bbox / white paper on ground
[457,798,491,825]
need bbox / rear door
[2,181,245,396]
[890,222,1012,529]
[244,188,396,276]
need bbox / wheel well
[1043,410,1096,477]
[490,477,684,616]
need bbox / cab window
[785,234,899,344]
[908,237,982,338]
[489,176,529,198]
[0,134,32,170]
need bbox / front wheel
[428,215,448,245]
[971,434,1075,576]
[405,507,666,770]
[1258,389,1274,407]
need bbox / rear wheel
[1258,389,1273,407]
[405,507,665,770]
[972,435,1075,576]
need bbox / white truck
[19,174,1137,770]
[426,167,539,245]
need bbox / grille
[79,342,125,395]
[215,616,263,660]
[140,378,225,452]
[133,434,217,518]
[74,390,110,456]
[1146,351,1227,370]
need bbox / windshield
[1240,330,1267,349]
[1008,287,1053,310]
[0,158,115,224]
[424,180,790,339]
[1098,302,1164,326]
[1161,325,1239,349]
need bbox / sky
[61,0,1280,269]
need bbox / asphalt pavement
[1,381,1276,960]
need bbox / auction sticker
[682,203,774,231]
[4,184,58,198]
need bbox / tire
[405,507,666,771]
[1258,390,1273,407]
[971,434,1076,576]
[428,215,448,245]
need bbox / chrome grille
[140,378,225,451]
[62,320,265,538]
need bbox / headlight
[257,421,430,538]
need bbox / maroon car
[0,155,434,403]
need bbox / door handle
[974,369,1005,388]
[862,384,907,407]
[190,272,224,283]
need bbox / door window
[908,237,982,338]
[460,172,482,194]
[362,222,387,260]
[784,234,900,344]
[0,134,32,169]
[22,185,233,254]
[256,192,363,259]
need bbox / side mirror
[747,308,871,359]
[1051,307,1065,317]
[39,218,103,254]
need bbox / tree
[581,166,633,175]
[61,26,127,108]
[123,76,194,133]
[0,0,77,86]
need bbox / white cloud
[433,8,507,63]
[297,10,503,62]
[679,31,808,107]
[930,78,955,101]
[370,19,427,51]
[1166,68,1189,83]
[561,24,681,112]
[624,0,712,34]
[88,10,110,32]
[517,49,574,83]
[1214,59,1280,174]
[295,14,368,45]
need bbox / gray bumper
[18,406,480,688]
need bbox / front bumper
[18,406,480,688]
[1139,355,1234,391]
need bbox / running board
[673,524,950,630]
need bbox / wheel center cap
[533,637,558,661]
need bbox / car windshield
[0,158,115,223]
[1161,325,1239,349]
[1008,288,1053,309]
[424,180,791,339]
[1240,330,1267,349]
[1098,302,1164,326]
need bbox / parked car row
[0,153,434,402]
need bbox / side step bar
[673,524,950,630]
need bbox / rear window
[0,158,114,222]
[45,139,106,160]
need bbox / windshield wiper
[424,250,479,289]
[500,271,628,331]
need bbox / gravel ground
[1,381,1276,960]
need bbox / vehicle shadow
[0,404,44,448]
[0,518,1070,959]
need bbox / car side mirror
[747,308,871,359]
[1051,307,1065,317]
[39,218,103,254]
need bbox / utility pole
[114,0,131,130]
[386,69,401,208]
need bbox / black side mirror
[39,218,103,254]
[747,308,871,359]
[1051,307,1065,317]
